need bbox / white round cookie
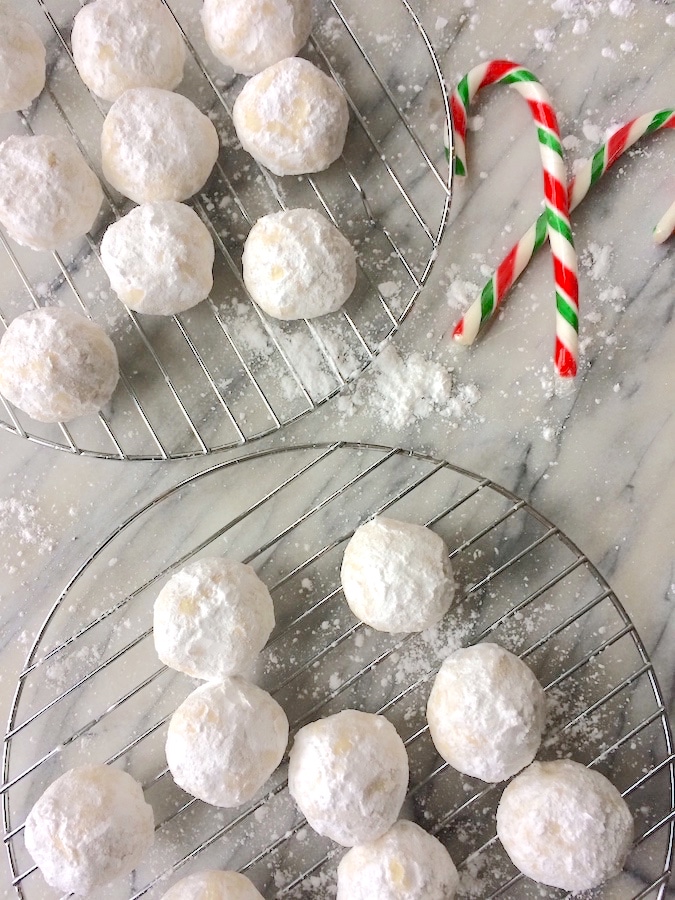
[336,820,459,900]
[496,759,634,892]
[0,307,119,423]
[0,14,46,113]
[0,134,103,250]
[101,87,219,203]
[232,57,349,176]
[288,709,409,846]
[153,557,275,680]
[243,209,357,320]
[24,765,154,895]
[72,0,186,102]
[101,201,215,316]
[426,643,546,783]
[166,678,289,808]
[161,870,264,900]
[340,516,455,633]
[201,0,312,76]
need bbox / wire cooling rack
[0,0,451,460]
[2,443,673,898]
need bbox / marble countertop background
[0,0,673,896]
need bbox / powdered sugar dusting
[336,344,481,430]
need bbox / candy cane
[450,60,579,378]
[454,108,675,346]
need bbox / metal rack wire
[2,443,673,898]
[0,0,452,460]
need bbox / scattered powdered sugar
[534,27,556,52]
[0,493,56,574]
[608,0,634,17]
[336,344,481,431]
[581,242,613,281]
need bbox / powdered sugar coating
[426,643,546,783]
[24,765,154,895]
[0,307,119,423]
[232,57,349,176]
[0,134,103,250]
[166,678,289,807]
[340,516,455,633]
[72,0,185,102]
[0,14,46,113]
[242,209,357,320]
[100,201,215,315]
[496,759,634,892]
[160,870,264,900]
[202,0,312,76]
[153,557,275,680]
[101,87,219,203]
[288,709,409,846]
[336,820,459,900]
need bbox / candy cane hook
[450,60,579,378]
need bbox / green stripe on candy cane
[454,108,675,349]
[449,59,579,377]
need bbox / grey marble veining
[0,0,673,897]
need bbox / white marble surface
[0,0,673,897]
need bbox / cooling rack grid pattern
[2,443,673,898]
[0,0,452,460]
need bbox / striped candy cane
[454,109,675,346]
[451,60,579,378]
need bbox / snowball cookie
[153,557,275,680]
[100,201,215,315]
[166,677,289,807]
[243,209,357,320]
[288,709,409,846]
[340,516,455,633]
[426,643,546,783]
[0,14,46,113]
[336,820,459,900]
[496,759,634,892]
[161,870,264,900]
[0,134,103,250]
[101,87,219,203]
[232,57,349,176]
[72,0,185,102]
[24,765,154,895]
[201,0,312,76]
[0,307,119,423]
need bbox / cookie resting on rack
[496,759,634,892]
[165,677,289,808]
[160,869,264,900]
[0,14,46,113]
[0,134,103,250]
[0,307,119,424]
[232,57,349,176]
[242,208,357,320]
[101,87,219,204]
[336,820,459,900]
[153,557,275,680]
[100,201,215,316]
[426,642,546,783]
[340,516,455,633]
[288,709,409,846]
[201,0,312,76]
[71,0,186,102]
[24,765,154,895]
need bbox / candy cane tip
[652,200,675,245]
[451,322,476,346]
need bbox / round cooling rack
[0,0,452,460]
[2,443,674,898]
